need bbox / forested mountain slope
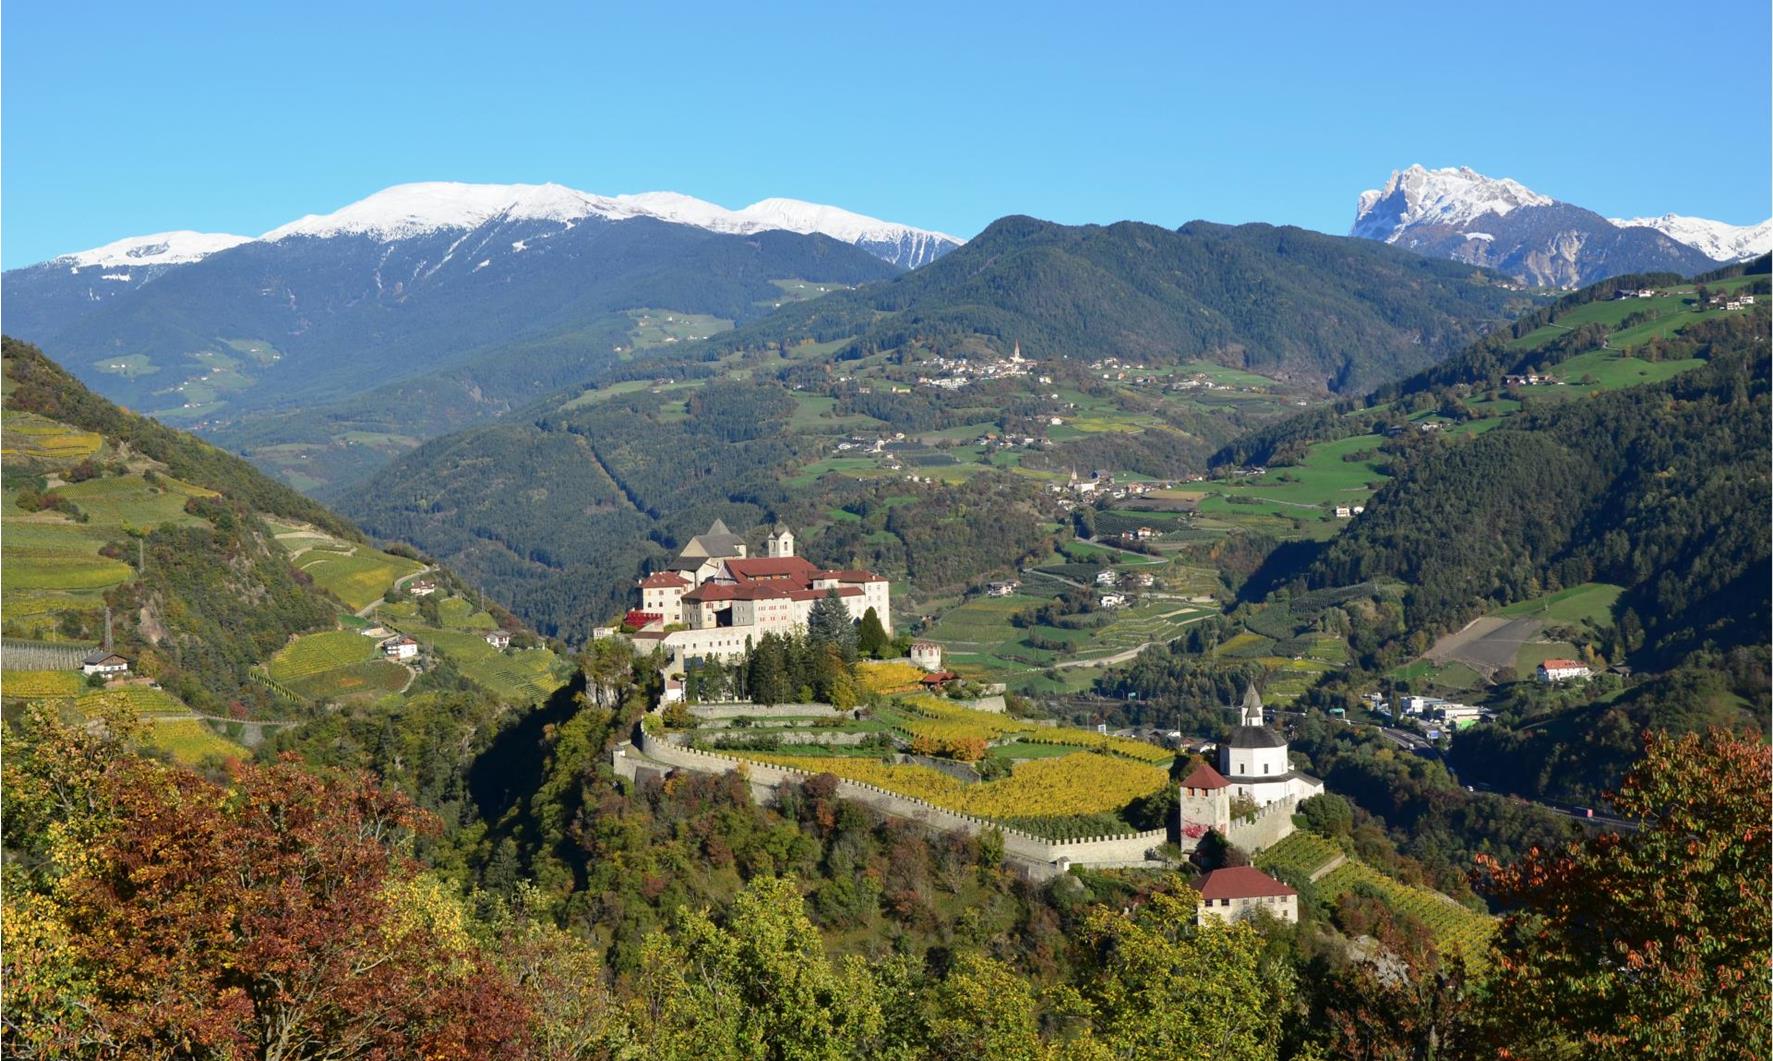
[1308,337,1768,666]
[690,215,1538,393]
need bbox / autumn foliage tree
[1474,728,1771,1059]
[3,706,529,1060]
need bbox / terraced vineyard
[0,668,87,698]
[1313,860,1493,968]
[403,624,566,703]
[297,548,426,610]
[1254,830,1343,882]
[77,686,193,717]
[1,412,103,461]
[734,749,1168,820]
[266,630,379,680]
[143,718,246,766]
[285,658,410,701]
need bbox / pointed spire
[1240,684,1264,726]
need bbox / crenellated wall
[624,730,1170,878]
[1227,796,1299,852]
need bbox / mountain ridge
[1352,164,1767,287]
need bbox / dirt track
[1424,616,1545,675]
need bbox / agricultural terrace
[856,659,925,694]
[403,624,565,703]
[1,669,86,699]
[878,695,1173,764]
[267,630,379,680]
[1313,860,1493,969]
[296,549,425,611]
[1,412,102,462]
[732,750,1169,821]
[142,719,246,766]
[1254,830,1343,881]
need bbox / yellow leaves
[380,873,474,973]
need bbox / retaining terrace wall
[628,729,1170,878]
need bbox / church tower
[766,522,795,558]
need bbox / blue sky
[4,0,1768,267]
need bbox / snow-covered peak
[260,182,961,263]
[262,182,629,241]
[1353,164,1555,241]
[52,230,253,268]
[1609,213,1773,262]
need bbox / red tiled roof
[920,670,960,685]
[1197,867,1295,901]
[787,586,861,602]
[1539,659,1586,670]
[638,571,690,588]
[1179,761,1230,791]
[624,611,663,628]
[818,569,887,583]
[724,557,821,582]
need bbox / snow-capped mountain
[1609,214,1773,264]
[54,230,254,268]
[259,182,961,269]
[1351,166,1553,242]
[2,183,917,448]
[1351,165,1729,288]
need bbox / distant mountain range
[2,183,956,456]
[1351,165,1770,288]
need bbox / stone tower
[1178,760,1231,850]
[766,522,795,558]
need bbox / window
[1263,763,1270,774]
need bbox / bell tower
[766,523,795,558]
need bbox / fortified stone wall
[1227,796,1299,852]
[627,729,1170,878]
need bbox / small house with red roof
[1536,659,1591,683]
[1195,866,1297,924]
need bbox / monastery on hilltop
[626,520,891,664]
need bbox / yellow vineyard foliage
[734,751,1167,819]
[2,669,85,699]
[856,660,925,693]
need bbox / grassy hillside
[1,338,571,756]
[344,218,1542,641]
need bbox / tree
[922,951,1047,1061]
[748,634,792,706]
[1475,729,1771,1059]
[1296,792,1354,839]
[629,875,885,1058]
[1072,882,1291,1058]
[807,589,858,662]
[857,606,891,659]
[3,754,529,1059]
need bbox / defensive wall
[619,728,1170,880]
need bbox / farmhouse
[80,649,130,677]
[985,580,1020,597]
[484,631,512,649]
[407,580,437,598]
[629,522,891,664]
[1195,867,1298,925]
[1217,686,1324,807]
[381,635,419,661]
[1537,659,1592,683]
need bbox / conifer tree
[857,606,890,659]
